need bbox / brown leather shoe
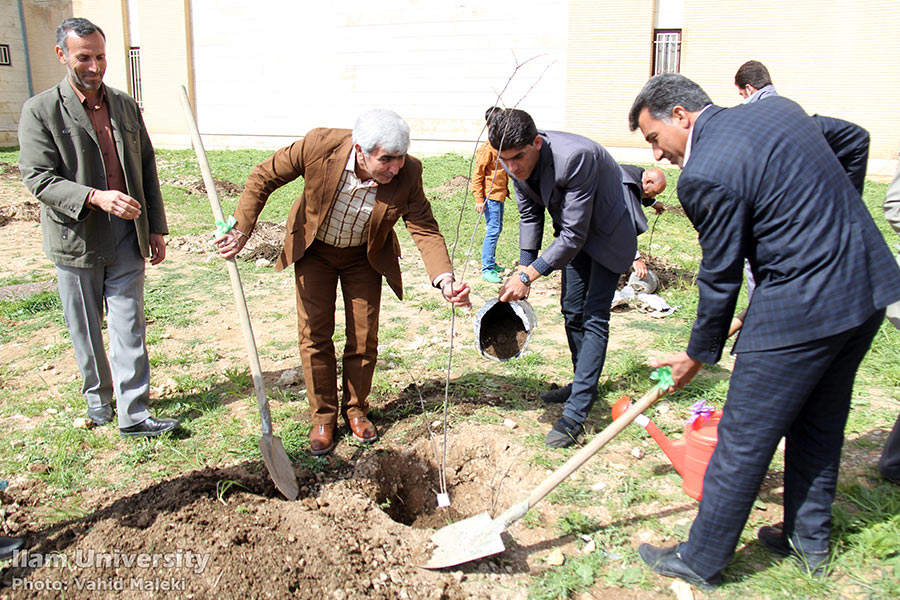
[309,423,335,456]
[347,416,378,443]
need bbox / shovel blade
[422,511,506,569]
[259,434,299,501]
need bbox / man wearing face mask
[216,109,470,456]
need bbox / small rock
[379,572,388,582]
[503,418,518,429]
[277,368,304,387]
[452,571,464,582]
[631,447,645,459]
[431,420,442,430]
[45,408,58,415]
[332,590,347,600]
[72,417,91,430]
[582,540,596,554]
[581,534,592,542]
[657,403,671,414]
[10,440,24,449]
[29,463,50,474]
[160,332,172,339]
[590,482,607,492]
[546,548,565,566]
[255,258,272,268]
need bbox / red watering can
[612,394,721,501]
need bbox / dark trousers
[681,309,885,579]
[559,251,619,425]
[880,413,900,480]
[293,240,382,425]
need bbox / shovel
[424,384,666,569]
[178,86,299,501]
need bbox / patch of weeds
[418,297,443,312]
[548,481,601,506]
[528,552,604,600]
[609,476,661,508]
[216,479,249,505]
[521,510,544,529]
[602,563,646,588]
[555,510,603,536]
[0,290,61,320]
[224,366,252,390]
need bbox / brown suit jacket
[234,128,452,299]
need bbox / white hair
[352,109,410,155]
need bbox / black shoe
[539,383,572,404]
[639,543,722,591]
[0,535,24,561]
[757,526,829,576]
[120,416,180,438]
[544,417,584,449]
[87,405,113,426]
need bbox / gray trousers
[55,216,151,428]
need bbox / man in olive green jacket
[18,18,178,437]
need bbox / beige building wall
[136,0,192,136]
[680,0,900,174]
[71,0,130,92]
[0,2,30,145]
[566,0,656,162]
[20,0,72,95]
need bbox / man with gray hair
[18,18,178,437]
[217,109,470,456]
[628,73,900,589]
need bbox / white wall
[188,0,567,153]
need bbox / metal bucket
[474,299,537,362]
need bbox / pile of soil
[166,177,243,199]
[478,302,528,360]
[0,201,40,227]
[241,221,287,263]
[433,176,470,197]
[1,422,538,599]
[0,162,21,180]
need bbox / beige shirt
[315,149,378,247]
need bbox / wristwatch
[519,271,532,287]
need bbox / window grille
[653,30,681,75]
[129,47,143,110]
[0,45,11,67]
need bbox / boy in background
[472,107,511,283]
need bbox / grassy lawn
[1,146,898,599]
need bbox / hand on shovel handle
[650,352,703,392]
[215,230,248,259]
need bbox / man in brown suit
[216,109,470,455]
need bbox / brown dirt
[0,201,40,227]
[165,177,244,199]
[2,423,543,599]
[433,175,470,197]
[478,302,528,360]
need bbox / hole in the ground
[353,431,535,529]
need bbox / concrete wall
[566,0,656,163]
[20,0,71,96]
[0,2,30,145]
[681,0,900,175]
[176,0,567,154]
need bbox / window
[129,47,143,110]
[653,30,681,75]
[0,44,11,67]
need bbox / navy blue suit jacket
[680,97,900,363]
[513,131,637,275]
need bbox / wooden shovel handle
[177,86,274,436]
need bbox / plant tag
[436,493,450,507]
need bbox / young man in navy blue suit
[628,73,900,589]
[488,109,637,448]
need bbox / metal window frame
[129,47,143,110]
[0,44,11,67]
[652,29,681,75]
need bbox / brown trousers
[294,240,382,425]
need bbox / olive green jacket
[18,78,167,268]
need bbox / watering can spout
[611,396,687,477]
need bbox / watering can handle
[522,385,665,513]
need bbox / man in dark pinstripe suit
[627,74,900,589]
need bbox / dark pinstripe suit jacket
[679,97,900,363]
